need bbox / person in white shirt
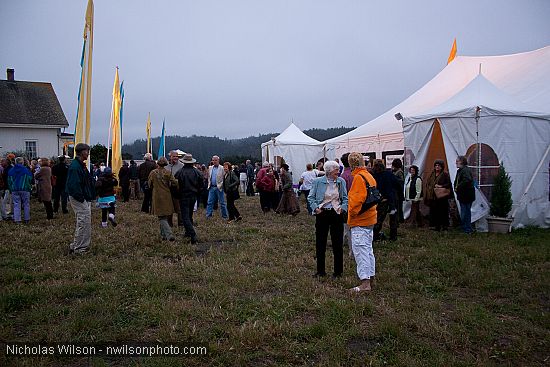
[299,164,317,214]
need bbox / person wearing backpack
[347,152,378,292]
[405,165,423,227]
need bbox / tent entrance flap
[423,119,449,180]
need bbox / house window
[465,143,500,200]
[25,141,37,160]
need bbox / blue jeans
[206,187,228,218]
[12,191,31,222]
[459,201,473,234]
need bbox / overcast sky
[2,0,549,145]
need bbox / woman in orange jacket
[347,152,378,292]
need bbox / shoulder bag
[358,174,382,214]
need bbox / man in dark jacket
[454,155,475,234]
[372,159,398,241]
[175,153,203,244]
[52,155,69,214]
[118,161,131,202]
[129,160,140,199]
[66,143,95,254]
[138,153,157,213]
[245,159,255,196]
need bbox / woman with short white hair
[308,160,348,278]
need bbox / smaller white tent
[261,123,325,184]
[402,74,550,228]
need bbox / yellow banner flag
[447,38,457,65]
[110,68,122,179]
[146,112,152,154]
[74,0,94,159]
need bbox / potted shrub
[487,163,514,233]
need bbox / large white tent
[325,45,550,160]
[402,73,550,228]
[261,123,325,184]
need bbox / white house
[0,68,71,159]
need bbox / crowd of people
[1,145,476,292]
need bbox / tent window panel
[382,150,404,169]
[404,148,416,169]
[465,143,499,201]
[361,152,376,166]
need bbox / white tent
[402,73,550,228]
[261,123,325,184]
[325,45,550,160]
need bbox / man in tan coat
[206,155,228,219]
[148,157,178,241]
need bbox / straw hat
[182,153,196,164]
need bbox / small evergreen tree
[490,163,513,217]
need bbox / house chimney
[7,68,15,81]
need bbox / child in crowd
[95,167,118,228]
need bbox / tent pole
[475,106,481,186]
[511,144,550,218]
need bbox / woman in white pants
[346,152,378,292]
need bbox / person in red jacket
[256,162,276,213]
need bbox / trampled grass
[0,196,549,366]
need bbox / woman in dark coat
[35,158,53,219]
[223,162,242,223]
[424,159,452,231]
[276,164,300,215]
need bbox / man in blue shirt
[206,155,228,219]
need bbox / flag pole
[106,98,114,166]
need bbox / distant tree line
[121,126,355,164]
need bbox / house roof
[0,79,69,127]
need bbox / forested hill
[122,126,355,164]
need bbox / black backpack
[358,173,382,214]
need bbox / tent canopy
[326,45,550,158]
[261,123,324,184]
[261,123,322,147]
[404,74,550,124]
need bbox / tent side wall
[404,115,550,228]
[271,143,325,185]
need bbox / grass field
[1,195,549,366]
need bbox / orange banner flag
[447,38,457,65]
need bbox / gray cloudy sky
[1,0,549,145]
